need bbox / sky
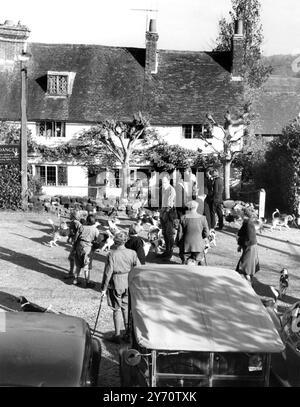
[1,0,300,56]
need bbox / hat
[129,224,140,235]
[243,207,256,219]
[70,210,80,221]
[114,231,128,245]
[186,200,199,210]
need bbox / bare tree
[79,112,160,198]
[204,109,249,199]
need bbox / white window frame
[36,165,68,186]
[47,71,69,96]
[182,124,212,139]
[37,121,66,138]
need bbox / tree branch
[101,139,123,163]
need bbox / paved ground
[0,210,300,386]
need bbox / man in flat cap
[100,231,141,344]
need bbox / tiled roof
[254,54,300,134]
[0,42,244,125]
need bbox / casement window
[182,124,212,139]
[37,121,66,137]
[47,72,68,96]
[36,165,68,186]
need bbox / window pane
[48,75,57,94]
[55,122,62,137]
[58,76,68,94]
[48,75,68,95]
[38,122,46,136]
[46,166,56,185]
[58,166,68,185]
[46,122,53,137]
[193,125,202,139]
[36,166,46,185]
[183,125,192,139]
[203,125,213,139]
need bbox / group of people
[64,168,260,345]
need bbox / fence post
[259,188,266,219]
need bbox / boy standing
[100,231,141,344]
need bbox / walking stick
[92,294,104,336]
[203,252,208,266]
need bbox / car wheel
[90,339,101,387]
[119,347,130,387]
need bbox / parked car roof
[0,311,89,387]
[129,265,285,353]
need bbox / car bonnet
[0,311,88,387]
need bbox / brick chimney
[231,18,244,81]
[145,19,159,74]
[0,20,30,66]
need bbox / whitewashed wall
[28,122,90,146]
[28,121,243,153]
[27,121,244,197]
[152,125,243,153]
[33,164,89,197]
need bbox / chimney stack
[145,19,159,74]
[231,18,244,80]
[0,20,30,65]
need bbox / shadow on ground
[0,246,70,282]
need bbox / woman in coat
[236,208,260,282]
[177,200,209,265]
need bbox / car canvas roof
[129,265,284,353]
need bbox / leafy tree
[234,131,269,183]
[79,113,160,197]
[0,121,36,152]
[146,143,197,172]
[214,0,272,89]
[0,122,37,209]
[260,115,300,214]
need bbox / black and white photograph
[0,0,300,392]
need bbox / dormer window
[48,74,68,95]
[46,71,76,97]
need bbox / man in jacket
[210,169,224,230]
[160,174,177,259]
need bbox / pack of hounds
[45,205,217,261]
[223,200,298,233]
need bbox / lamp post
[19,51,31,210]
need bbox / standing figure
[125,224,146,264]
[182,167,197,203]
[203,168,213,229]
[210,169,224,230]
[160,174,177,259]
[177,200,209,265]
[236,208,260,283]
[73,214,100,288]
[100,231,141,344]
[67,210,81,244]
[65,211,82,280]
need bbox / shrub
[0,164,22,210]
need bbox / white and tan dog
[48,218,69,247]
[101,230,115,252]
[271,209,295,231]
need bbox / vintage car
[119,265,284,387]
[0,310,101,387]
[264,300,300,386]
